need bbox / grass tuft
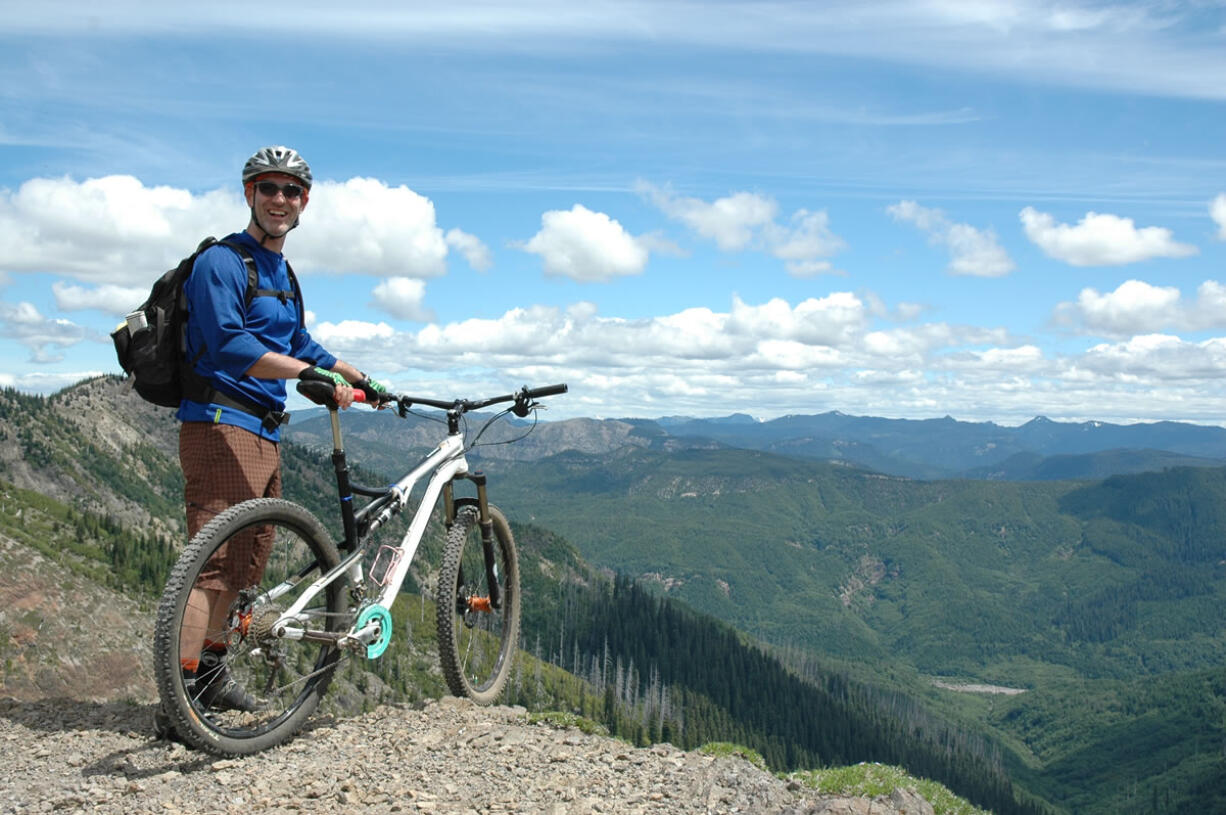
[527,710,610,736]
[699,742,768,770]
[787,762,991,815]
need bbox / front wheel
[152,498,346,756]
[436,503,520,704]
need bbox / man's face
[245,172,309,238]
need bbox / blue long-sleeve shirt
[176,231,337,441]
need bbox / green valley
[3,377,1225,813]
[485,446,1226,813]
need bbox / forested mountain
[286,404,1226,481]
[652,412,1226,478]
[488,446,1226,813]
[3,376,1225,813]
[0,377,1044,814]
[489,445,1226,680]
[960,448,1226,481]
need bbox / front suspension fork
[443,474,502,611]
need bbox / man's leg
[176,422,280,710]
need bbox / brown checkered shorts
[180,422,282,592]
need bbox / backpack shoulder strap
[216,240,299,321]
[174,237,220,310]
[285,261,304,328]
[214,240,261,307]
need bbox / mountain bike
[152,380,567,756]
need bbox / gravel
[0,696,933,815]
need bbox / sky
[2,1,1226,425]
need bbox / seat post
[328,406,358,549]
[329,408,344,452]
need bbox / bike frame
[267,405,481,649]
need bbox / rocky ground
[0,696,936,815]
[0,529,941,815]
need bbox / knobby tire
[152,498,345,756]
[436,503,520,704]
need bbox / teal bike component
[356,604,393,659]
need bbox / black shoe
[195,650,261,712]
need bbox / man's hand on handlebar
[356,373,393,409]
[298,365,357,410]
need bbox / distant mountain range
[288,407,1226,481]
[632,411,1226,478]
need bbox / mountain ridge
[285,403,1226,481]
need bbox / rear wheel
[436,503,520,704]
[152,498,347,756]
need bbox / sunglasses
[254,181,305,199]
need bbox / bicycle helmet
[242,146,313,188]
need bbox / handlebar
[523,383,569,400]
[296,379,568,415]
[401,382,569,416]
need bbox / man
[174,146,384,711]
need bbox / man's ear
[243,182,255,208]
[299,189,309,211]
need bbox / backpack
[111,237,303,410]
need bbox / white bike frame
[267,416,471,648]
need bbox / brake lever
[511,392,533,418]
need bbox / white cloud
[888,200,1013,277]
[52,281,149,316]
[640,181,845,276]
[1189,281,1226,329]
[887,200,941,231]
[0,175,240,284]
[1075,334,1226,381]
[1054,279,1226,338]
[1020,206,1198,266]
[522,205,648,282]
[291,286,1226,425]
[305,292,1071,421]
[0,175,474,286]
[0,300,88,362]
[965,345,1046,371]
[0,369,108,394]
[318,293,882,375]
[944,223,1013,278]
[1067,280,1181,337]
[312,319,397,346]
[638,183,777,251]
[371,277,435,322]
[414,305,570,357]
[728,293,867,346]
[1211,194,1226,240]
[445,228,492,271]
[296,178,449,278]
[764,209,847,277]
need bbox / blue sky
[2,1,1226,424]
